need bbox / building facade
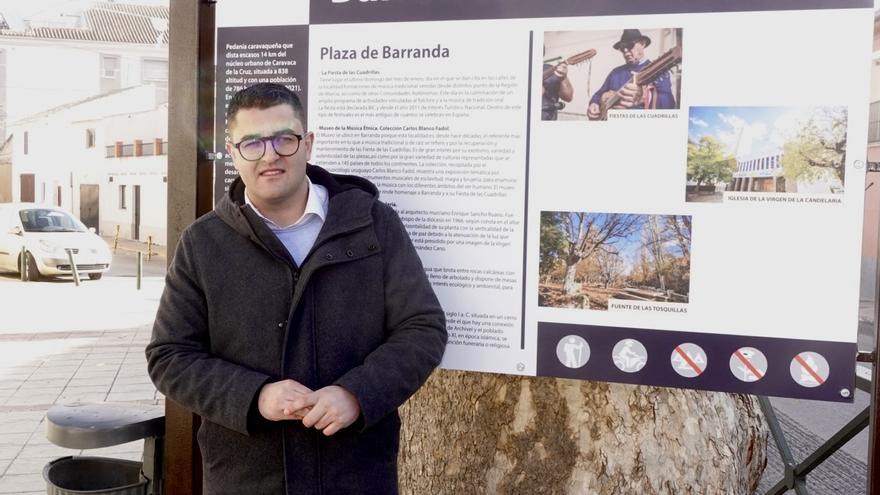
[0,2,168,244]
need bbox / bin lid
[46,403,164,449]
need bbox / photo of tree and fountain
[538,212,692,310]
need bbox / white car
[0,203,112,281]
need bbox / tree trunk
[400,371,767,494]
[562,262,579,295]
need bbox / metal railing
[759,360,872,494]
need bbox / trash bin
[42,403,164,495]
[43,456,148,495]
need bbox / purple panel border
[537,322,857,402]
[310,0,871,25]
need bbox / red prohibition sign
[675,345,704,375]
[794,354,826,385]
[734,350,765,380]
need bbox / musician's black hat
[613,29,651,50]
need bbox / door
[20,174,34,202]
[132,185,141,241]
[79,184,99,231]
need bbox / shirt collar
[244,176,328,229]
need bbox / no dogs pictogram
[729,347,767,382]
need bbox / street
[0,248,165,494]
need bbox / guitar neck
[633,46,682,86]
[604,47,681,108]
[543,50,596,80]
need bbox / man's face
[620,41,645,64]
[225,103,313,208]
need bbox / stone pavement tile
[0,445,21,461]
[33,363,81,372]
[74,374,119,383]
[0,411,46,421]
[18,444,80,459]
[56,393,108,404]
[45,353,89,361]
[75,365,120,373]
[0,433,31,446]
[0,458,11,476]
[106,391,156,402]
[4,456,49,476]
[108,384,156,394]
[57,386,110,395]
[113,375,153,386]
[24,431,52,446]
[0,473,45,493]
[67,380,115,390]
[29,369,79,380]
[4,393,59,407]
[80,361,124,370]
[118,360,147,369]
[116,371,148,381]
[0,381,20,391]
[22,378,71,388]
[0,421,42,435]
[18,386,65,396]
[87,349,129,356]
[84,351,126,358]
[0,373,34,382]
[88,440,143,457]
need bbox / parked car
[0,203,112,281]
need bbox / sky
[686,106,822,161]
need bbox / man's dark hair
[226,83,305,127]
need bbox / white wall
[2,39,167,124]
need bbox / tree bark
[400,371,767,495]
[562,262,579,295]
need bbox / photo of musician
[588,29,678,120]
[543,29,681,121]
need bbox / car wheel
[88,273,103,281]
[23,252,40,282]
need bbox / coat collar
[215,164,379,267]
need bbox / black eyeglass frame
[232,132,306,161]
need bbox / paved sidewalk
[101,235,167,260]
[0,278,163,494]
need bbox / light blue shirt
[245,178,329,266]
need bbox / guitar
[543,49,597,81]
[594,46,682,120]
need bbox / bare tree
[642,216,670,292]
[561,213,642,295]
[595,249,624,289]
[666,215,691,264]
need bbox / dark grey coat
[146,165,447,494]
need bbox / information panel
[214,0,874,402]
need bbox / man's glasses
[233,132,304,161]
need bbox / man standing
[587,29,676,120]
[146,83,447,494]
